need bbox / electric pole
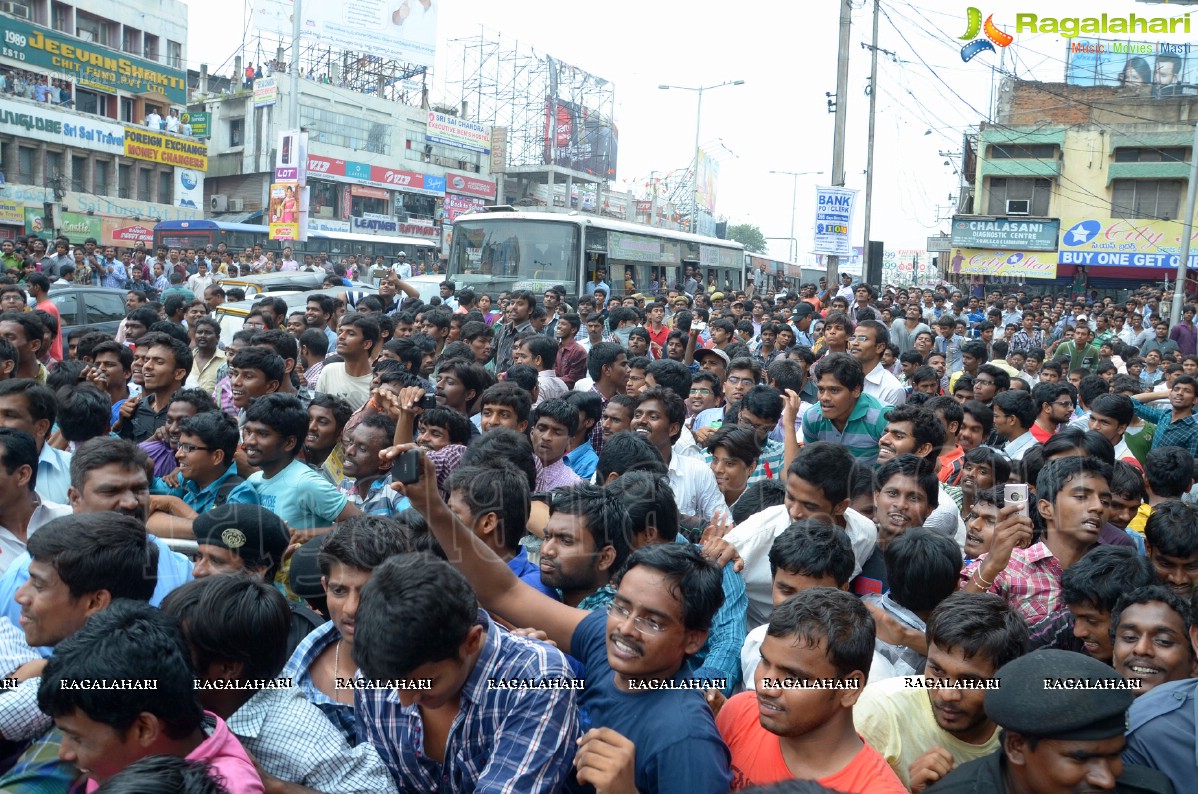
[862,0,880,283]
[826,0,853,288]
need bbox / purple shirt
[1169,321,1198,357]
[535,457,582,491]
[139,439,178,478]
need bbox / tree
[726,223,767,254]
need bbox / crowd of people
[0,246,1193,793]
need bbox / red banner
[307,155,346,177]
[370,165,424,189]
[446,172,497,200]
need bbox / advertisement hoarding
[1058,217,1198,268]
[268,183,301,241]
[253,77,279,108]
[543,97,618,180]
[695,149,718,214]
[305,155,444,196]
[253,0,437,67]
[427,111,491,153]
[182,111,209,138]
[124,128,208,171]
[1065,38,1193,96]
[950,216,1060,251]
[947,247,1057,280]
[446,173,496,200]
[813,187,857,257]
[880,250,935,288]
[173,168,205,210]
[0,17,186,102]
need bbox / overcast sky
[180,0,1193,261]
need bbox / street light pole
[770,170,825,262]
[660,80,745,235]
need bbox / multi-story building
[0,1,202,247]
[196,75,500,253]
[950,76,1198,296]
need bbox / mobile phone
[693,322,707,333]
[1003,483,1029,519]
[420,394,436,410]
[392,449,422,484]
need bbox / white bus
[428,209,746,301]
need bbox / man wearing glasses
[1030,382,1076,444]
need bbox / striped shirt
[801,393,892,466]
[356,611,579,794]
[702,437,785,485]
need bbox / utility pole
[1170,121,1198,326]
[288,0,302,130]
[826,0,852,288]
[862,0,880,282]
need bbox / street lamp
[659,80,745,235]
[770,170,824,263]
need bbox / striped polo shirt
[800,393,892,466]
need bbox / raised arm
[387,443,587,652]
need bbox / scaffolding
[444,26,617,178]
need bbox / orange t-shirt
[716,691,907,793]
[1030,422,1054,444]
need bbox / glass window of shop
[351,194,390,217]
[396,191,436,220]
[301,108,389,155]
[309,181,337,216]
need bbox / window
[119,97,134,123]
[167,40,182,69]
[985,177,1052,216]
[137,168,152,202]
[1111,180,1183,219]
[309,180,337,215]
[45,151,61,181]
[70,156,87,193]
[229,118,244,147]
[93,160,109,196]
[158,171,172,204]
[84,292,127,323]
[17,147,34,184]
[51,1,70,33]
[143,34,159,62]
[988,144,1057,159]
[76,88,109,117]
[76,11,106,44]
[300,107,389,154]
[118,164,132,199]
[1113,147,1188,163]
[50,293,78,327]
[350,196,390,217]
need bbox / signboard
[24,207,101,240]
[173,168,204,210]
[427,111,491,153]
[927,235,952,252]
[0,18,186,103]
[124,128,208,171]
[813,186,857,257]
[181,111,209,138]
[101,219,154,247]
[880,250,935,288]
[351,185,391,199]
[950,216,1060,251]
[308,218,350,233]
[253,77,279,108]
[353,213,399,234]
[444,194,485,224]
[1058,217,1198,269]
[0,98,124,154]
[252,0,437,67]
[490,127,508,174]
[608,231,680,263]
[695,149,718,213]
[398,221,437,238]
[947,247,1057,280]
[0,199,22,225]
[274,129,307,184]
[0,185,201,222]
[305,155,443,195]
[268,183,300,241]
[1066,38,1194,97]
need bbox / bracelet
[973,569,994,588]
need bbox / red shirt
[646,323,670,359]
[716,691,907,793]
[938,445,965,485]
[35,298,62,361]
[1030,421,1054,444]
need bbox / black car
[49,285,130,337]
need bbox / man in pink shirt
[39,600,264,793]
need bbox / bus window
[448,219,578,294]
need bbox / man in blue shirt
[397,446,733,794]
[584,267,611,298]
[563,391,601,481]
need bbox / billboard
[948,248,1057,280]
[253,77,279,108]
[543,98,618,180]
[695,149,719,214]
[881,250,935,288]
[813,187,857,257]
[427,111,490,154]
[268,183,301,241]
[1065,39,1193,96]
[124,128,208,171]
[253,0,437,67]
[0,17,186,103]
[950,216,1060,251]
[1058,217,1198,268]
[173,168,205,210]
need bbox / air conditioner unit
[1006,199,1031,215]
[0,3,31,19]
[227,198,244,211]
[209,194,228,212]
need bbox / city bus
[432,209,746,302]
[152,220,438,265]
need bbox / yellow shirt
[1127,503,1153,536]
[853,675,1000,789]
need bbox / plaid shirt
[1009,329,1044,354]
[801,393,892,466]
[961,541,1063,626]
[304,360,326,390]
[228,685,397,794]
[1134,402,1198,457]
[0,728,83,793]
[355,611,579,794]
[282,621,357,744]
[588,385,609,456]
[702,437,785,485]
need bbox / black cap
[793,303,816,318]
[986,649,1134,741]
[289,534,327,599]
[192,504,289,574]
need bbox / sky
[179,0,1196,262]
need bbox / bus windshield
[447,220,579,294]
